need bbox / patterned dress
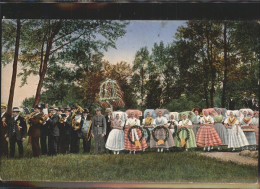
[224,117,249,148]
[240,116,256,145]
[150,116,175,148]
[251,117,259,145]
[124,118,147,151]
[213,115,228,145]
[105,118,125,151]
[196,116,222,147]
[175,119,197,148]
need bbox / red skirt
[196,126,222,147]
[252,125,259,145]
[124,128,148,151]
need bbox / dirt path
[199,152,258,166]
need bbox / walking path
[199,152,258,166]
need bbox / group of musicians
[0,103,110,158]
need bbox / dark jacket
[7,115,27,140]
[60,116,72,136]
[47,113,60,136]
[28,112,44,137]
[105,115,112,134]
[1,112,9,135]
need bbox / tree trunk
[33,40,52,107]
[33,20,63,107]
[222,22,228,108]
[7,19,21,118]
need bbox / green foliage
[21,96,35,110]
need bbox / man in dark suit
[70,110,82,154]
[45,107,59,156]
[0,104,9,158]
[6,107,27,158]
[105,108,112,143]
[28,105,44,157]
[248,94,258,111]
[81,108,92,153]
[40,104,48,155]
[228,97,236,110]
[59,108,72,154]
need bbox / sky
[1,20,186,107]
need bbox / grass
[0,152,257,182]
[0,139,257,182]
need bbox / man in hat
[105,108,112,145]
[91,108,107,154]
[0,104,9,157]
[81,108,92,153]
[70,109,83,153]
[40,104,49,155]
[45,107,59,155]
[248,94,258,111]
[59,108,72,154]
[6,107,27,158]
[28,105,44,157]
[229,97,236,110]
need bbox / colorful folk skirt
[252,125,259,145]
[174,128,197,148]
[196,126,222,147]
[213,123,228,145]
[105,129,125,151]
[124,128,148,151]
[150,127,175,148]
[228,126,249,148]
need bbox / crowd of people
[0,102,259,158]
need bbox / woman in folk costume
[213,108,228,147]
[176,114,197,151]
[192,108,201,136]
[150,111,175,153]
[239,110,256,148]
[142,111,155,148]
[168,112,179,135]
[105,113,125,154]
[196,110,222,151]
[124,112,147,154]
[224,111,249,151]
[250,111,259,145]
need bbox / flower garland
[127,125,145,145]
[176,127,190,147]
[152,125,169,145]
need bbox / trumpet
[41,112,53,123]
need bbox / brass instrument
[71,104,84,130]
[41,112,53,124]
[59,113,67,124]
[72,119,81,130]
